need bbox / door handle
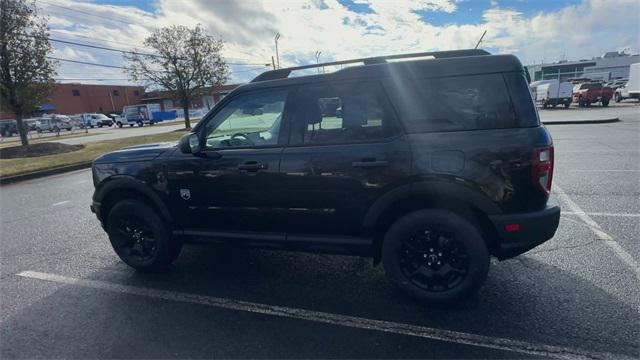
[238,161,268,171]
[351,159,389,168]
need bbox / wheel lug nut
[429,248,434,252]
[423,254,427,258]
[438,252,442,256]
[437,261,441,265]
[427,262,432,266]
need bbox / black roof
[236,49,524,93]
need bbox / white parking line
[52,200,71,207]
[554,184,640,280]
[16,270,632,360]
[562,212,640,218]
[566,170,639,172]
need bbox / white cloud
[40,0,640,84]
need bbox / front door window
[204,90,288,149]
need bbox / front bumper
[90,201,105,229]
[490,202,561,260]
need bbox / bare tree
[0,0,56,146]
[124,24,229,129]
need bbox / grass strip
[0,129,188,178]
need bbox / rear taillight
[532,146,554,196]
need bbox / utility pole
[315,51,322,73]
[474,30,487,49]
[274,33,281,69]
[271,56,276,70]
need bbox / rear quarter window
[384,72,536,133]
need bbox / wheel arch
[94,176,173,226]
[363,182,501,264]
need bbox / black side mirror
[178,133,201,154]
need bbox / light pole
[315,50,322,73]
[274,33,281,69]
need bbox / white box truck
[627,63,639,100]
[535,80,574,108]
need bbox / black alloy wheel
[107,199,180,271]
[112,216,158,263]
[399,229,469,293]
[382,209,489,304]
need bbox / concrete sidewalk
[539,103,638,125]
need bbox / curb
[0,161,92,185]
[542,117,620,125]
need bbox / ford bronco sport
[91,49,560,304]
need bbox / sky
[40,0,640,86]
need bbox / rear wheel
[602,99,609,107]
[106,200,181,271]
[382,209,490,305]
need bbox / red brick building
[0,83,145,119]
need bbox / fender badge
[180,189,191,200]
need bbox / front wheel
[117,122,123,128]
[382,209,490,305]
[106,200,181,271]
[615,93,622,103]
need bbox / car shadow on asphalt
[3,244,639,358]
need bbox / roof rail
[251,49,490,82]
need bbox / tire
[382,209,490,305]
[138,121,143,127]
[564,102,570,108]
[615,93,622,103]
[542,101,548,109]
[129,124,134,127]
[602,99,609,107]
[90,125,94,128]
[117,122,123,128]
[98,123,103,128]
[106,199,181,271]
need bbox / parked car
[535,80,573,108]
[0,119,17,137]
[107,113,124,127]
[605,79,627,90]
[91,49,560,304]
[79,113,113,128]
[36,115,73,132]
[572,82,614,107]
[615,84,631,102]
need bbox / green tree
[0,0,56,146]
[124,24,229,129]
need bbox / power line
[38,0,142,26]
[47,36,269,66]
[54,78,130,81]
[48,56,129,69]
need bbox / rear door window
[384,73,520,132]
[290,80,399,145]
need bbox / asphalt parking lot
[0,104,638,359]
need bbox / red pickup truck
[573,82,614,107]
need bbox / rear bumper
[490,202,561,260]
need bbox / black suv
[91,49,560,304]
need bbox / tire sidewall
[106,200,173,271]
[382,209,490,304]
